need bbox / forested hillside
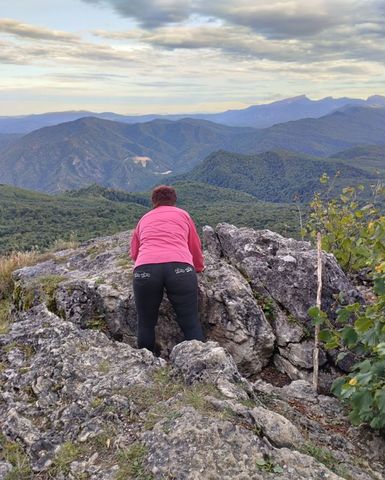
[172,150,378,202]
[0,183,298,253]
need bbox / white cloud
[0,18,79,42]
[0,1,384,114]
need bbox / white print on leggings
[174,266,193,274]
[134,272,151,278]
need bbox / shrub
[307,178,385,430]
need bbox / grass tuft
[0,251,40,300]
[116,443,153,480]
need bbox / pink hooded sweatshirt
[130,206,204,272]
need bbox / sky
[0,0,384,115]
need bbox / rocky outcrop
[1,304,384,479]
[204,224,362,386]
[10,224,361,384]
[3,223,382,479]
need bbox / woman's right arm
[187,217,205,272]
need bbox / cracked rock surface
[11,224,361,382]
[1,224,383,479]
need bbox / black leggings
[133,262,203,352]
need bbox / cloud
[201,1,338,38]
[0,19,144,66]
[94,17,385,65]
[1,1,384,115]
[95,25,307,62]
[0,18,79,42]
[0,40,142,66]
[82,0,385,40]
[89,0,385,66]
[83,0,191,28]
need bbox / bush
[307,178,385,430]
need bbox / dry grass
[0,250,40,299]
[50,233,79,252]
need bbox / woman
[130,185,204,352]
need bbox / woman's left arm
[130,227,140,260]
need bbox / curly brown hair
[151,185,177,207]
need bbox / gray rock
[0,462,13,478]
[274,353,311,381]
[202,225,223,258]
[170,340,250,399]
[271,308,305,346]
[1,302,384,479]
[10,225,364,382]
[250,406,304,448]
[143,406,341,480]
[273,449,345,480]
[12,229,276,377]
[281,380,318,402]
[279,340,327,370]
[215,223,362,321]
[0,304,164,475]
[143,407,270,480]
[198,253,275,375]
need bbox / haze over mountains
[0,103,384,194]
[1,94,385,134]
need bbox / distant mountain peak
[367,95,385,104]
[279,94,309,103]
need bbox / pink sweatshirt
[130,206,204,272]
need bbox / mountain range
[0,105,384,193]
[0,117,256,192]
[1,94,385,134]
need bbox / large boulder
[212,223,361,321]
[11,224,362,383]
[204,224,362,385]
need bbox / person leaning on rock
[130,185,204,352]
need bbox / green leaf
[341,326,358,347]
[331,377,346,397]
[336,308,352,324]
[351,390,373,415]
[310,310,327,326]
[375,343,385,357]
[308,306,321,318]
[355,372,372,385]
[374,388,385,413]
[273,465,284,473]
[348,409,362,426]
[354,316,373,333]
[371,360,385,377]
[325,337,340,349]
[352,359,371,373]
[370,416,385,429]
[319,329,333,343]
[336,351,349,363]
[374,278,385,296]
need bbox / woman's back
[131,205,204,272]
